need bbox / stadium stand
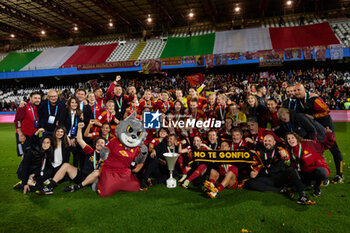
[330,20,350,46]
[138,39,167,60]
[106,41,139,62]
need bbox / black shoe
[313,187,321,197]
[332,175,344,184]
[280,187,294,200]
[297,195,316,205]
[322,178,330,187]
[13,181,23,190]
[63,185,76,192]
[41,186,53,195]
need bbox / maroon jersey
[14,103,38,136]
[155,100,173,113]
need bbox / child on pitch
[42,122,106,194]
[205,141,239,199]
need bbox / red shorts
[219,164,238,177]
[96,168,140,197]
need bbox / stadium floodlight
[235,6,240,12]
[10,34,15,38]
[109,22,113,27]
[286,0,292,6]
[41,30,45,35]
[73,26,78,31]
[189,12,194,18]
[147,15,152,23]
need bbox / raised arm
[76,122,87,149]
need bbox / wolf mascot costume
[96,112,148,197]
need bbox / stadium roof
[0,0,349,41]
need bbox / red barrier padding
[61,43,118,67]
[269,22,340,49]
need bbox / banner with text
[161,57,182,66]
[77,60,139,70]
[193,150,256,163]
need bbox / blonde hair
[277,108,290,119]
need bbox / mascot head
[116,112,147,148]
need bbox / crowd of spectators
[1,67,350,112]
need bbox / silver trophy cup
[163,152,180,188]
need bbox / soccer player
[286,129,334,197]
[84,120,115,145]
[202,93,216,119]
[155,91,173,113]
[261,98,281,130]
[14,91,41,157]
[206,141,239,199]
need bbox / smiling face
[263,135,275,150]
[287,134,298,147]
[106,102,115,112]
[208,131,217,144]
[75,90,86,102]
[279,112,290,123]
[286,86,295,98]
[95,138,106,152]
[295,84,306,99]
[55,128,64,139]
[94,88,103,99]
[232,131,242,143]
[144,91,152,101]
[247,95,256,107]
[267,100,277,112]
[161,92,169,102]
[114,86,123,96]
[30,94,41,106]
[208,94,216,105]
[87,93,96,104]
[48,90,58,104]
[174,101,182,112]
[101,124,111,136]
[70,98,78,110]
[193,136,202,148]
[175,90,183,99]
[220,141,230,151]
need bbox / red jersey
[97,110,116,124]
[230,140,248,151]
[90,103,102,120]
[155,100,173,113]
[103,137,141,172]
[202,103,217,119]
[186,96,207,109]
[189,108,206,120]
[96,97,106,111]
[214,104,229,122]
[14,103,38,136]
[138,100,155,114]
[261,109,280,129]
[248,127,282,147]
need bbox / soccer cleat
[139,187,148,191]
[63,185,75,193]
[178,174,187,183]
[41,186,53,195]
[182,180,190,189]
[313,187,321,197]
[43,179,51,186]
[13,181,23,190]
[322,178,330,187]
[297,195,316,205]
[332,175,344,184]
[207,191,218,199]
[203,180,217,193]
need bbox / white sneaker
[178,174,187,183]
[182,179,190,189]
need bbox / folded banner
[77,60,139,70]
[329,44,343,60]
[193,150,256,163]
[161,57,182,66]
[186,73,205,86]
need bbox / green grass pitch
[0,123,349,233]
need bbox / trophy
[163,152,180,188]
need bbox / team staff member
[38,89,64,136]
[295,83,344,183]
[246,135,315,205]
[14,91,41,157]
[106,75,134,121]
